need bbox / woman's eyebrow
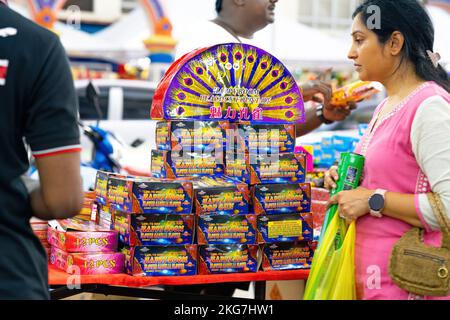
[351,30,365,36]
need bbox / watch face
[369,194,384,211]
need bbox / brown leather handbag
[388,193,450,297]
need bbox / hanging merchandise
[304,153,364,300]
[330,81,382,107]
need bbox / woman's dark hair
[353,0,449,92]
[216,0,223,13]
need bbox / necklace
[212,19,243,43]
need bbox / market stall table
[48,265,310,300]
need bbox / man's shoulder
[0,6,59,48]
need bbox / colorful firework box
[262,242,313,271]
[198,244,260,274]
[94,171,127,206]
[252,183,311,215]
[236,123,296,154]
[156,120,231,152]
[257,213,313,243]
[186,175,249,215]
[151,150,225,179]
[150,43,305,124]
[123,245,197,276]
[197,214,257,245]
[47,219,118,253]
[114,211,195,246]
[225,152,306,185]
[98,204,114,230]
[50,246,125,275]
[107,176,193,214]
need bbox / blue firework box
[150,43,305,124]
[106,176,193,214]
[198,244,259,274]
[262,242,313,271]
[155,120,233,152]
[236,123,296,154]
[197,214,257,245]
[225,152,307,185]
[114,211,195,246]
[123,245,197,276]
[252,183,311,215]
[257,213,313,243]
[151,149,225,179]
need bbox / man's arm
[296,104,323,137]
[30,152,83,221]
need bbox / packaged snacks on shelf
[114,212,195,246]
[197,214,257,245]
[47,219,119,253]
[252,183,311,215]
[225,152,306,185]
[107,176,193,214]
[262,242,313,271]
[156,120,231,152]
[186,175,249,215]
[151,150,224,179]
[236,123,295,154]
[257,213,313,243]
[150,43,305,124]
[49,246,124,275]
[123,245,197,276]
[198,244,259,274]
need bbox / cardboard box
[114,211,195,246]
[262,242,313,271]
[225,153,306,185]
[266,280,305,300]
[47,219,119,253]
[197,214,257,245]
[50,246,124,275]
[94,171,127,206]
[252,183,311,215]
[151,150,224,179]
[236,123,295,154]
[123,245,197,276]
[107,176,193,214]
[257,213,313,243]
[198,244,260,274]
[185,175,249,215]
[156,120,231,152]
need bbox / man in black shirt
[0,3,84,299]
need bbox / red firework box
[311,200,328,241]
[107,176,193,214]
[122,245,198,276]
[311,187,330,202]
[114,211,195,246]
[50,246,125,275]
[47,218,119,253]
[225,152,307,185]
[151,149,225,179]
[198,244,260,275]
[155,120,232,152]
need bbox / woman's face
[348,14,397,82]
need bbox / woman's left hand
[328,187,374,221]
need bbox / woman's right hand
[324,165,339,190]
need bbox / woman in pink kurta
[324,0,450,300]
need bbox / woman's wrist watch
[368,189,387,218]
[316,104,334,124]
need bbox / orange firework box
[225,152,307,185]
[331,81,382,107]
[47,218,119,253]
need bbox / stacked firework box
[93,170,198,277]
[152,121,259,275]
[30,217,51,258]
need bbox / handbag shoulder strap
[426,193,450,249]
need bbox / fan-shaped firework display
[151,43,305,124]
